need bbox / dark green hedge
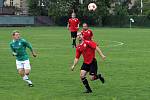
[54,15,102,26]
[54,15,150,27]
[103,15,150,27]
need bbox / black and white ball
[88,3,97,11]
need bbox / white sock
[23,75,33,84]
[23,75,29,81]
[26,80,32,84]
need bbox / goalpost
[79,0,83,4]
[140,0,143,15]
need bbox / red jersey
[81,29,93,40]
[76,40,97,64]
[68,18,80,32]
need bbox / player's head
[12,30,20,40]
[71,13,76,18]
[82,23,88,30]
[77,32,83,41]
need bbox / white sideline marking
[126,50,150,53]
[0,47,65,50]
[0,40,124,50]
[100,40,124,47]
[1,40,150,53]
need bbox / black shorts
[81,58,98,75]
[71,32,77,38]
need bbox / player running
[71,32,106,93]
[67,12,80,48]
[9,30,37,87]
[81,23,93,40]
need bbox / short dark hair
[12,30,20,36]
[83,23,88,26]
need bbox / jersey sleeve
[75,48,81,59]
[68,19,71,22]
[81,30,83,34]
[68,19,71,25]
[9,43,15,52]
[22,39,33,52]
[86,40,97,49]
[77,18,80,24]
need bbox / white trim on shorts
[16,59,31,70]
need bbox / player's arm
[77,19,80,29]
[67,19,70,30]
[71,49,81,71]
[23,39,37,57]
[10,44,17,56]
[27,42,37,57]
[71,58,79,71]
[96,46,106,60]
[67,22,69,29]
[77,23,79,29]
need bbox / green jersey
[9,38,33,61]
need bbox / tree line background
[28,0,150,26]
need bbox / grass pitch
[0,27,150,100]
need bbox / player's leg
[16,60,28,83]
[18,68,25,77]
[73,32,77,47]
[16,60,33,87]
[24,60,33,87]
[16,60,25,77]
[71,32,77,48]
[71,32,74,47]
[73,37,76,47]
[24,69,33,87]
[89,58,105,83]
[80,63,92,93]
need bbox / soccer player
[9,30,37,87]
[71,32,106,93]
[81,23,93,40]
[67,12,80,48]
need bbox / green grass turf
[0,27,150,100]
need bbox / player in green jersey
[9,30,37,87]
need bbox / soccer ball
[88,3,97,11]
